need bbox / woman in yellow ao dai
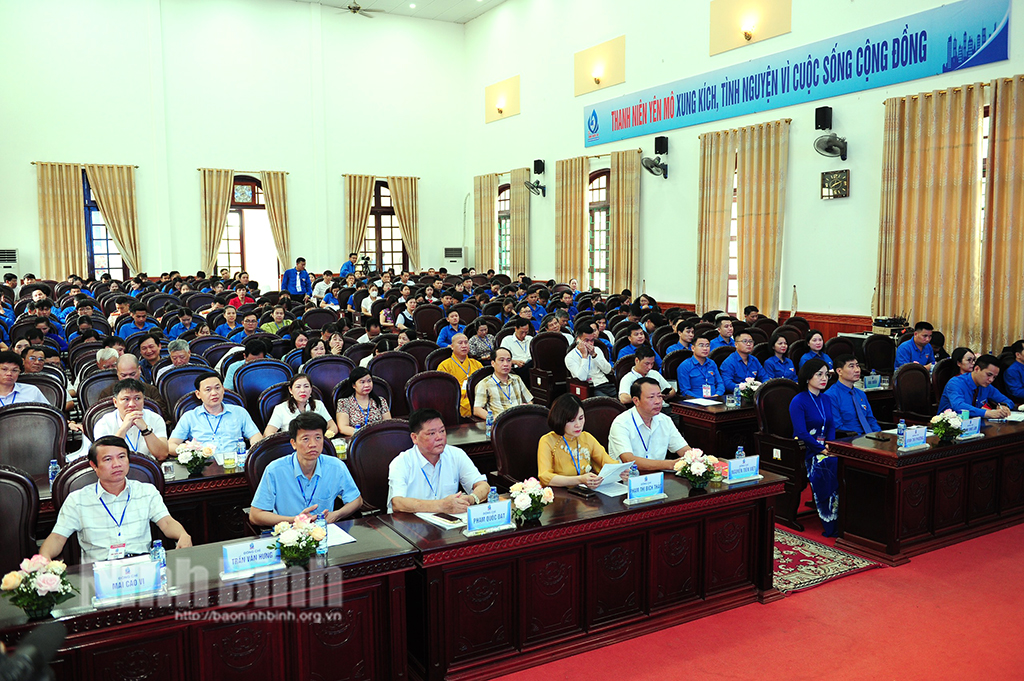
[537,394,618,487]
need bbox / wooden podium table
[383,472,786,681]
[831,421,1024,566]
[0,517,417,681]
[669,397,758,458]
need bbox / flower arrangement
[1,555,77,619]
[508,478,554,522]
[930,410,963,442]
[673,449,727,488]
[738,378,762,401]
[175,441,214,476]
[268,513,327,567]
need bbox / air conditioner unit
[0,249,18,276]
[443,247,464,270]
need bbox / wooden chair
[787,339,809,364]
[747,327,769,346]
[751,342,773,365]
[773,325,801,345]
[661,349,692,384]
[863,334,896,376]
[344,342,375,366]
[405,371,461,426]
[346,419,412,513]
[466,366,496,417]
[412,304,445,340]
[824,337,856,364]
[425,347,453,372]
[157,365,213,418]
[0,465,39,575]
[233,360,295,430]
[368,351,418,418]
[892,363,935,425]
[581,396,627,450]
[490,405,549,489]
[931,358,958,406]
[77,369,119,413]
[303,356,355,407]
[710,346,735,368]
[529,332,570,406]
[784,316,810,335]
[753,317,779,334]
[401,339,440,372]
[16,372,66,411]
[753,378,810,531]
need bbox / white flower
[930,415,941,424]
[523,478,541,492]
[514,494,532,511]
[509,482,524,494]
[541,488,554,504]
[705,455,718,465]
[272,521,291,536]
[690,461,707,476]
[278,529,300,546]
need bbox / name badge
[961,417,982,437]
[864,374,882,389]
[465,499,515,536]
[222,539,282,574]
[903,425,928,448]
[702,384,712,398]
[93,556,162,604]
[726,455,760,482]
[627,472,666,503]
[107,543,126,561]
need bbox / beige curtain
[36,162,87,280]
[736,119,791,319]
[388,176,420,271]
[200,168,234,275]
[509,167,530,276]
[261,171,290,269]
[473,174,498,272]
[981,74,1024,352]
[555,157,589,284]
[83,164,141,275]
[695,130,736,314]
[875,84,984,349]
[609,150,641,295]
[344,174,375,259]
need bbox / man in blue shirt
[826,354,881,435]
[617,323,662,368]
[249,412,361,526]
[339,253,358,280]
[118,303,159,339]
[280,257,313,300]
[677,337,725,398]
[436,310,465,348]
[720,330,763,391]
[167,308,197,339]
[1003,340,1024,402]
[709,317,736,351]
[524,289,546,326]
[895,321,935,370]
[168,372,263,452]
[665,319,695,356]
[938,355,1013,419]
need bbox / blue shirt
[676,356,725,398]
[215,322,240,338]
[170,404,260,451]
[323,293,340,307]
[281,268,312,297]
[168,321,197,339]
[762,355,797,381]
[339,261,356,279]
[527,302,545,331]
[826,381,880,435]
[790,391,835,455]
[1004,361,1024,402]
[720,353,763,392]
[937,372,1013,418]
[436,324,466,348]
[709,335,735,351]
[799,350,833,370]
[118,320,159,339]
[895,339,935,369]
[617,344,662,369]
[251,453,360,517]
[665,342,691,356]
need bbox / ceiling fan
[341,2,384,18]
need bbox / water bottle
[487,486,499,504]
[236,439,247,471]
[629,463,639,478]
[150,540,167,591]
[897,419,907,448]
[48,459,60,486]
[315,512,328,556]
[735,446,745,459]
[733,385,742,405]
[485,410,494,437]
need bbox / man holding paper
[608,378,691,472]
[937,354,1013,419]
[249,412,362,527]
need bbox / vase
[515,507,543,524]
[23,605,53,620]
[282,553,312,568]
[938,433,958,444]
[688,479,709,489]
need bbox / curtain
[736,119,791,319]
[981,75,1024,352]
[875,84,984,349]
[84,164,141,275]
[695,130,736,314]
[473,174,498,272]
[344,174,375,259]
[200,168,234,275]
[555,157,589,284]
[261,171,290,269]
[609,149,641,295]
[509,167,530,276]
[36,162,87,281]
[388,176,420,271]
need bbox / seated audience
[467,322,494,361]
[438,333,482,418]
[608,377,690,471]
[224,338,268,391]
[93,378,169,460]
[617,323,662,368]
[137,333,163,383]
[720,330,763,391]
[618,345,674,404]
[360,337,394,368]
[951,347,976,375]
[473,347,533,419]
[565,325,615,398]
[228,285,255,308]
[356,319,382,344]
[1004,340,1024,402]
[500,318,533,375]
[215,304,241,338]
[169,372,263,451]
[265,373,338,437]
[895,321,935,370]
[335,367,391,436]
[665,319,695,355]
[154,339,198,382]
[789,358,838,537]
[0,350,48,405]
[98,354,169,419]
[118,302,159,339]
[261,305,290,335]
[825,355,881,435]
[937,354,1013,419]
[798,329,834,370]
[537,393,620,488]
[762,332,796,380]
[437,310,465,349]
[676,337,725,398]
[167,307,197,339]
[709,317,735,351]
[231,311,260,340]
[743,305,760,324]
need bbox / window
[728,165,739,316]
[588,170,610,293]
[217,176,264,274]
[496,184,511,276]
[364,180,407,272]
[82,171,129,280]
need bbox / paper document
[326,524,357,546]
[684,398,720,406]
[593,462,633,496]
[414,512,467,529]
[1005,412,1024,422]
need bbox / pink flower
[293,514,312,528]
[541,488,554,504]
[20,555,49,573]
[33,572,62,596]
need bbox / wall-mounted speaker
[654,136,668,155]
[815,106,832,131]
[533,159,545,175]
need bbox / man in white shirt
[312,270,333,301]
[608,377,690,471]
[618,345,676,404]
[387,408,489,513]
[154,339,199,383]
[565,325,614,398]
[93,378,169,460]
[499,317,533,382]
[0,350,49,406]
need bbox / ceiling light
[410,3,416,7]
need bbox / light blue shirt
[0,383,48,407]
[386,444,486,513]
[251,453,360,518]
[170,404,260,450]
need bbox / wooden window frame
[587,169,610,293]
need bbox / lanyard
[421,460,442,499]
[493,376,512,401]
[577,349,591,375]
[0,389,15,407]
[810,392,828,427]
[98,484,131,537]
[355,397,372,427]
[299,472,320,507]
[515,338,528,353]
[203,411,224,436]
[630,413,650,454]
[126,427,142,453]
[563,436,582,475]
[451,358,472,379]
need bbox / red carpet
[495,522,1024,681]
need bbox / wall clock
[821,169,850,199]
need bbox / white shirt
[565,346,612,386]
[0,383,48,407]
[312,280,330,300]
[361,296,377,315]
[386,444,486,513]
[618,369,670,397]
[500,334,532,364]
[607,406,687,461]
[93,409,168,457]
[266,399,333,433]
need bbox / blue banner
[584,0,1010,146]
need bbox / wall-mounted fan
[524,180,546,197]
[814,133,848,161]
[641,156,668,179]
[342,3,384,18]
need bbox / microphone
[0,621,67,681]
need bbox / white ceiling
[291,0,508,24]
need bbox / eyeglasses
[25,356,46,363]
[737,339,754,344]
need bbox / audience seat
[303,356,355,407]
[662,349,693,383]
[892,363,935,425]
[283,348,304,371]
[784,316,810,335]
[752,317,779,334]
[77,369,119,413]
[344,342,375,366]
[747,327,769,346]
[787,339,809,364]
[931,358,958,403]
[346,419,412,513]
[244,433,297,497]
[824,337,855,364]
[68,341,103,373]
[367,351,418,418]
[490,404,548,488]
[189,336,230,357]
[773,326,801,345]
[203,342,243,367]
[401,339,440,372]
[233,360,295,429]
[405,371,461,426]
[301,308,339,330]
[0,464,39,575]
[863,333,896,375]
[158,366,214,418]
[17,373,67,411]
[413,304,444,340]
[753,378,809,531]
[710,346,735,368]
[425,347,453,372]
[751,342,773,365]
[466,366,496,417]
[581,396,627,450]
[529,332,569,406]
[257,383,325,431]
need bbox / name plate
[902,425,928,449]
[961,417,981,437]
[864,374,882,389]
[466,499,514,534]
[222,539,282,574]
[726,455,760,482]
[92,556,162,604]
[624,472,667,505]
